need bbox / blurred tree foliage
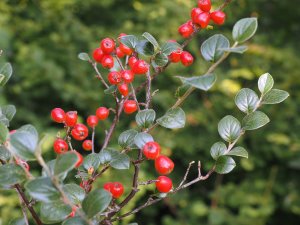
[0,0,299,224]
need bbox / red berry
[194,12,210,28]
[103,182,124,199]
[143,141,161,160]
[53,138,69,154]
[156,176,173,193]
[191,7,203,22]
[51,108,65,123]
[178,22,194,38]
[118,33,127,39]
[124,100,138,114]
[210,11,226,25]
[71,124,89,141]
[93,48,104,63]
[65,111,78,127]
[15,158,30,171]
[119,43,133,55]
[198,0,211,12]
[155,155,174,175]
[100,38,115,54]
[68,206,77,218]
[101,55,114,69]
[180,51,194,67]
[87,115,98,128]
[96,107,110,120]
[169,50,182,63]
[108,71,122,85]
[116,47,125,58]
[74,151,83,168]
[118,83,129,97]
[132,60,149,75]
[128,56,138,68]
[82,140,92,151]
[121,70,134,83]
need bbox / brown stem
[145,70,152,109]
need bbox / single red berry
[210,11,226,25]
[121,70,134,83]
[53,138,69,154]
[68,206,77,218]
[108,71,122,85]
[93,48,104,63]
[101,55,114,69]
[15,158,30,171]
[96,107,110,120]
[51,108,65,123]
[71,124,89,141]
[82,140,92,151]
[180,51,194,67]
[132,60,149,75]
[116,47,125,58]
[169,49,182,63]
[143,141,161,160]
[198,0,211,12]
[191,7,203,22]
[100,38,115,54]
[155,155,174,175]
[156,176,173,193]
[74,151,83,168]
[103,182,124,199]
[118,83,129,97]
[87,115,98,128]
[128,56,138,68]
[103,182,113,192]
[119,43,133,55]
[65,111,78,127]
[178,22,194,38]
[124,100,138,114]
[194,12,210,28]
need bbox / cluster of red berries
[168,40,194,67]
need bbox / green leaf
[42,159,67,181]
[215,156,236,174]
[201,34,230,62]
[161,41,182,55]
[54,152,78,176]
[136,109,156,128]
[83,153,101,170]
[0,164,26,187]
[134,132,154,149]
[40,201,72,224]
[0,145,11,161]
[62,217,89,225]
[218,115,241,142]
[142,32,160,50]
[235,88,259,113]
[78,52,90,61]
[210,142,227,160]
[227,146,248,158]
[157,107,186,129]
[9,125,39,161]
[25,177,60,202]
[0,115,9,126]
[118,129,138,148]
[82,189,112,218]
[0,63,13,86]
[1,105,16,122]
[9,218,27,225]
[177,73,216,91]
[135,40,155,56]
[218,46,248,54]
[261,89,289,104]
[154,52,168,67]
[232,17,258,43]
[258,73,274,94]
[108,149,130,170]
[120,35,138,49]
[242,111,270,130]
[0,123,8,143]
[63,183,85,205]
[104,85,117,95]
[98,148,113,164]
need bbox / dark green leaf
[242,111,270,130]
[78,52,90,61]
[157,107,186,129]
[0,145,11,161]
[201,34,230,62]
[109,150,130,170]
[136,109,156,128]
[62,217,89,225]
[235,88,259,113]
[258,73,274,94]
[40,201,72,224]
[154,52,168,67]
[1,105,16,122]
[42,159,67,181]
[54,151,78,176]
[227,146,248,158]
[118,129,138,149]
[104,85,117,95]
[0,63,13,86]
[218,46,248,54]
[232,17,258,43]
[135,40,155,56]
[218,116,241,142]
[261,89,289,104]
[63,183,85,205]
[215,156,236,174]
[0,123,8,143]
[98,148,113,164]
[0,164,26,187]
[120,35,138,49]
[177,73,216,91]
[82,189,112,218]
[142,32,160,49]
[134,132,154,149]
[161,41,182,55]
[83,153,101,170]
[210,142,227,160]
[0,115,9,126]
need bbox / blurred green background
[0,0,299,224]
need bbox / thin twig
[145,69,152,109]
[92,127,95,153]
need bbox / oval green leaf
[118,129,138,149]
[40,201,72,224]
[258,73,274,94]
[157,107,186,129]
[63,183,86,205]
[235,88,259,113]
[210,142,227,160]
[135,109,156,128]
[134,132,154,149]
[201,34,230,62]
[0,164,26,188]
[218,115,241,143]
[227,146,248,158]
[215,156,236,174]
[54,151,78,176]
[261,89,289,104]
[242,111,270,130]
[232,17,258,43]
[177,73,216,91]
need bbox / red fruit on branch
[51,108,66,123]
[124,100,138,114]
[118,83,129,97]
[100,38,115,54]
[169,50,182,63]
[119,43,133,55]
[121,70,135,83]
[53,138,69,154]
[101,55,114,69]
[155,155,174,175]
[103,182,124,199]
[74,151,83,168]
[191,7,203,22]
[132,60,149,75]
[96,107,110,120]
[82,140,92,151]
[93,48,104,63]
[87,115,98,128]
[194,12,210,28]
[180,51,194,66]
[108,71,122,85]
[143,141,161,160]
[128,56,138,68]
[71,124,89,141]
[198,0,211,12]
[178,22,194,38]
[116,47,125,58]
[65,111,78,127]
[156,176,173,193]
[210,11,226,25]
